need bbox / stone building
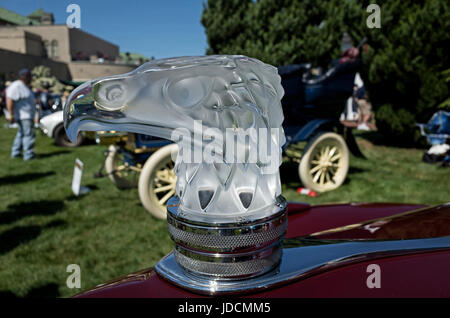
[0,7,139,82]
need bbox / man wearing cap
[6,69,36,160]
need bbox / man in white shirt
[6,69,36,160]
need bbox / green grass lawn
[0,117,449,297]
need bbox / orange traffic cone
[297,187,318,197]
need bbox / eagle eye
[167,77,208,108]
[95,80,128,111]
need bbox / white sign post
[72,158,90,196]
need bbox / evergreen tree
[361,0,450,143]
[201,0,450,144]
[201,0,253,56]
[202,0,363,66]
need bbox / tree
[360,0,450,144]
[201,0,450,144]
[202,0,363,67]
[31,66,73,94]
[201,0,253,56]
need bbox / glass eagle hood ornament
[64,55,288,283]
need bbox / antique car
[95,131,176,219]
[39,110,84,147]
[279,47,364,193]
[63,55,450,298]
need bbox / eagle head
[64,55,284,143]
[64,55,286,216]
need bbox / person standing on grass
[6,69,36,160]
[355,85,373,131]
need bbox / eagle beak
[63,69,180,143]
[63,81,94,143]
[63,75,134,143]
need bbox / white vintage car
[39,110,84,147]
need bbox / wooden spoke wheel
[138,144,178,220]
[105,145,140,189]
[299,132,349,192]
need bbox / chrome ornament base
[173,243,282,279]
[165,196,288,279]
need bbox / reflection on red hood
[310,203,450,240]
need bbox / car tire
[138,144,178,220]
[299,132,349,192]
[54,124,83,147]
[105,145,139,189]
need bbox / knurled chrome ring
[174,242,283,279]
[167,207,288,253]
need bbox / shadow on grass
[65,184,99,201]
[355,130,428,149]
[36,150,70,159]
[85,184,99,191]
[0,200,65,225]
[0,171,55,185]
[0,219,66,255]
[0,283,60,298]
[354,131,386,146]
[348,166,367,175]
[343,166,369,185]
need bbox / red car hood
[75,202,450,298]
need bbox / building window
[43,40,49,57]
[50,40,58,58]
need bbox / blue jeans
[11,119,35,160]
